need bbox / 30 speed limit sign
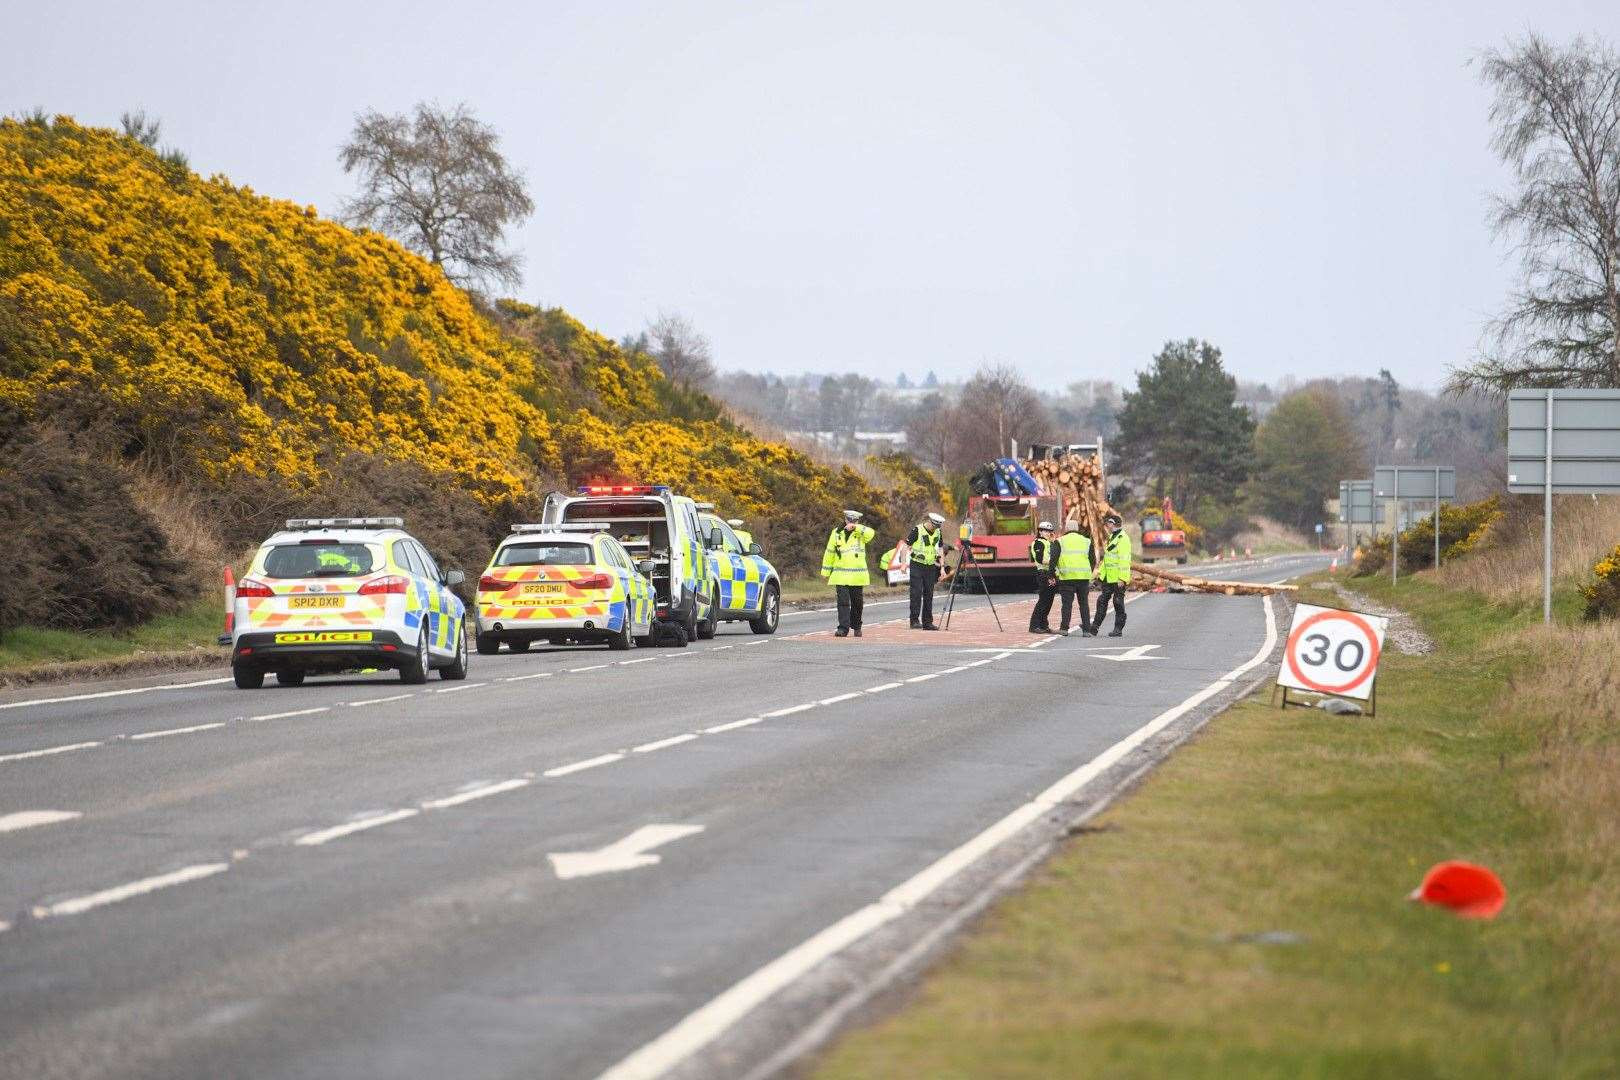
[1278,603,1388,702]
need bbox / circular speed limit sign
[1279,604,1388,700]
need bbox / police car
[698,511,780,634]
[229,518,469,689]
[474,524,655,653]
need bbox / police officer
[727,518,753,548]
[822,510,876,637]
[1054,518,1095,635]
[1027,521,1058,633]
[1092,512,1132,637]
[906,512,951,630]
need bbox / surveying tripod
[940,538,1003,632]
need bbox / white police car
[229,518,469,689]
[474,524,655,652]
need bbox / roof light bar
[695,502,715,511]
[576,484,669,496]
[285,517,404,530]
[510,522,612,534]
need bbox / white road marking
[595,594,1279,1080]
[35,862,230,918]
[0,919,8,933]
[905,672,943,683]
[347,693,413,707]
[296,808,419,846]
[818,692,862,706]
[248,706,328,722]
[711,645,734,651]
[703,718,762,734]
[569,664,610,673]
[0,677,232,712]
[130,722,227,740]
[420,778,530,810]
[543,753,624,778]
[1089,644,1165,662]
[501,672,553,682]
[633,733,698,753]
[0,810,82,833]
[0,741,101,765]
[962,658,997,668]
[761,703,818,718]
[936,666,969,675]
[548,824,705,880]
[433,682,486,694]
[863,683,903,693]
[617,657,659,666]
[739,640,772,647]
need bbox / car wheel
[233,660,264,690]
[400,625,430,684]
[476,632,500,655]
[440,619,469,679]
[275,670,306,687]
[749,582,780,635]
[609,612,633,651]
[697,585,719,640]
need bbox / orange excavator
[1139,497,1188,564]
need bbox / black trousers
[1093,580,1127,632]
[909,563,940,625]
[1058,580,1091,631]
[836,584,865,631]
[1030,576,1057,630]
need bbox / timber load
[1023,454,1114,548]
[1130,562,1298,596]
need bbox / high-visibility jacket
[1056,531,1093,580]
[822,523,875,586]
[1099,530,1132,583]
[908,525,944,566]
[1028,536,1056,572]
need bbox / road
[0,554,1327,1080]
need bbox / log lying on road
[1131,562,1298,595]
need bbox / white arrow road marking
[0,810,82,833]
[548,824,704,881]
[1088,644,1164,662]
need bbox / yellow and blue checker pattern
[708,550,772,613]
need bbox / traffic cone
[1329,557,1339,574]
[220,565,236,645]
[1409,861,1506,919]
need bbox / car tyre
[275,670,306,687]
[440,619,469,679]
[749,582,780,635]
[233,661,264,690]
[609,613,633,651]
[400,625,430,684]
[508,639,531,653]
[697,585,719,640]
[476,632,500,655]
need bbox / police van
[542,484,717,642]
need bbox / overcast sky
[6,1,1617,390]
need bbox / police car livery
[474,525,654,653]
[698,512,780,634]
[229,518,469,689]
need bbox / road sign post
[1507,389,1620,624]
[1274,602,1389,715]
[1373,467,1455,585]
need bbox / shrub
[1581,544,1620,622]
[1353,497,1502,577]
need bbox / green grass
[779,575,909,605]
[0,597,224,672]
[814,574,1618,1078]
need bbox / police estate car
[698,511,780,634]
[229,518,469,689]
[474,525,655,653]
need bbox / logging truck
[959,442,1104,590]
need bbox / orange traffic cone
[1329,557,1339,574]
[221,565,236,645]
[1409,861,1506,919]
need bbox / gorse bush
[1353,497,1502,576]
[1581,544,1620,622]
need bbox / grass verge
[0,597,226,684]
[813,571,1620,1078]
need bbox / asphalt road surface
[0,553,1329,1080]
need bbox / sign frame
[1273,602,1389,714]
[1373,465,1455,584]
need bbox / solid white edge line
[761,703,818,718]
[0,741,102,764]
[703,717,762,734]
[543,753,624,778]
[0,809,83,833]
[129,722,227,740]
[420,778,531,810]
[347,693,413,706]
[633,733,698,753]
[295,808,419,846]
[863,682,903,693]
[0,677,232,712]
[818,692,862,706]
[35,862,230,918]
[594,594,1278,1080]
[248,706,329,722]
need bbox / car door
[409,541,449,656]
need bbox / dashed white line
[711,645,735,651]
[936,666,970,675]
[129,722,227,740]
[962,658,997,669]
[818,692,862,706]
[739,640,772,647]
[761,703,818,718]
[420,778,531,810]
[703,718,762,734]
[617,657,659,666]
[0,810,82,833]
[543,753,624,778]
[433,682,486,694]
[0,677,232,712]
[0,741,102,764]
[34,862,230,918]
[905,672,944,683]
[296,809,419,846]
[569,664,610,673]
[501,672,553,682]
[863,682,903,694]
[248,706,329,722]
[633,733,698,753]
[347,693,413,707]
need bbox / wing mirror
[747,542,763,555]
[637,559,657,577]
[442,569,466,587]
[707,528,725,550]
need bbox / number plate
[522,583,565,595]
[288,596,344,609]
[273,631,373,644]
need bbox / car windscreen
[496,542,593,567]
[262,543,376,578]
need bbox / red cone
[1409,861,1506,919]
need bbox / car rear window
[263,543,376,578]
[496,542,593,566]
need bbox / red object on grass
[1409,861,1507,919]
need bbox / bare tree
[642,312,715,388]
[1450,34,1620,392]
[954,363,1052,464]
[119,109,161,148]
[339,102,534,290]
[904,392,959,472]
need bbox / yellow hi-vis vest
[733,528,753,548]
[1099,530,1132,583]
[910,526,943,566]
[1028,536,1054,570]
[822,523,875,586]
[1056,531,1093,580]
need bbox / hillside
[0,115,932,632]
